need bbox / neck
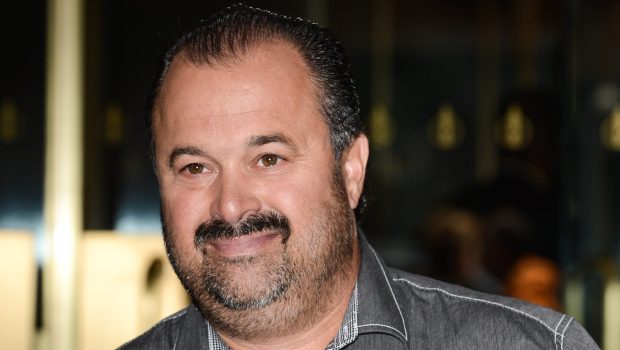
[219,238,361,350]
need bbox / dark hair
[147,3,367,220]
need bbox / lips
[194,211,291,255]
[207,231,282,257]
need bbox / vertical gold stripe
[604,278,620,350]
[475,0,499,180]
[564,276,584,325]
[514,0,539,88]
[43,0,83,348]
[370,0,395,149]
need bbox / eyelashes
[257,154,282,167]
[180,153,285,176]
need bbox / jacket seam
[560,317,573,350]
[367,245,408,341]
[554,314,565,350]
[393,278,561,337]
[358,323,407,335]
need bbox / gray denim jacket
[119,234,600,349]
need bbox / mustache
[194,211,291,247]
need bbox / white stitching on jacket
[358,323,407,335]
[393,277,562,337]
[359,246,408,340]
[560,317,574,350]
[554,314,565,350]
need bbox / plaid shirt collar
[195,233,407,349]
[204,282,360,350]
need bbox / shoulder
[116,308,189,350]
[385,268,599,349]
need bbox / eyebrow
[247,133,295,148]
[168,146,205,169]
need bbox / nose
[209,169,261,224]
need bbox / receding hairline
[152,39,325,140]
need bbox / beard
[194,211,293,310]
[161,165,357,340]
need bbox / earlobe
[343,134,369,210]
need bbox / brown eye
[186,163,204,174]
[259,154,279,167]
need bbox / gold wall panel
[77,232,188,350]
[0,231,36,350]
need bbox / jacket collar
[179,232,409,349]
[354,232,409,344]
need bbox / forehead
[155,42,323,134]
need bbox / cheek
[263,173,330,233]
[161,184,209,247]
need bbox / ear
[342,134,369,210]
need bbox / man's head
[149,4,369,341]
[147,4,367,220]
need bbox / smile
[207,231,282,257]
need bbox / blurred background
[1,0,620,349]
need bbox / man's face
[154,43,366,338]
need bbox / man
[120,4,598,349]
